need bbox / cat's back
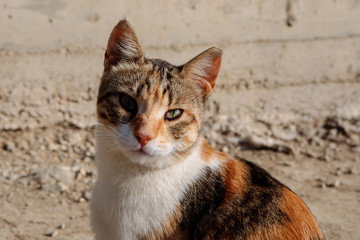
[178,143,325,240]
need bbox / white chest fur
[91,142,208,240]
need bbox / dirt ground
[0,106,359,239]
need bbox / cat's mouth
[131,148,151,156]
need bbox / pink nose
[134,132,153,147]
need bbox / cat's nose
[134,132,153,147]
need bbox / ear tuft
[104,20,144,70]
[182,47,222,94]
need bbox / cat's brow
[145,78,151,90]
[97,91,123,103]
[136,83,145,97]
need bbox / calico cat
[90,20,325,240]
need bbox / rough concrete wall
[1,0,359,130]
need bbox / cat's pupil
[120,94,136,112]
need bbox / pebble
[83,191,92,201]
[57,224,66,229]
[3,141,16,152]
[44,229,58,237]
[280,161,295,167]
[225,136,240,145]
[56,182,70,192]
[36,165,74,186]
[222,146,230,153]
[271,125,298,141]
[60,145,67,151]
[314,183,327,189]
[303,150,318,159]
[48,143,59,151]
[327,179,341,188]
[68,132,83,145]
[313,136,325,147]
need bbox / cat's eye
[164,109,183,121]
[119,94,137,112]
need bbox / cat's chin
[122,149,176,169]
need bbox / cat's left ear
[182,47,222,95]
[104,20,144,70]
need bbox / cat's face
[96,20,222,168]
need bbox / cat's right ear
[104,20,144,70]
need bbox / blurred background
[0,0,359,239]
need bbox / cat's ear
[104,20,144,70]
[182,47,222,94]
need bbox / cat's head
[96,20,222,168]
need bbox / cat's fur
[90,20,325,240]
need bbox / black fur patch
[136,83,144,96]
[145,78,151,90]
[149,58,174,70]
[178,159,289,239]
[148,58,178,83]
[97,91,119,104]
[166,71,173,80]
[179,167,226,237]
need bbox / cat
[90,19,325,240]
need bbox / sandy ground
[0,95,360,240]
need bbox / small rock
[44,229,58,237]
[3,141,16,152]
[85,151,92,157]
[68,132,83,145]
[17,140,29,150]
[280,161,295,167]
[56,182,69,192]
[60,145,67,151]
[225,136,240,145]
[329,142,337,149]
[271,125,297,141]
[302,150,318,159]
[325,150,335,161]
[5,174,18,181]
[48,143,59,151]
[334,169,342,176]
[299,126,316,140]
[314,183,327,189]
[315,176,326,182]
[327,180,341,188]
[36,165,74,186]
[83,157,92,163]
[29,150,36,156]
[222,146,229,153]
[346,168,356,174]
[83,191,92,201]
[57,224,66,229]
[311,136,324,147]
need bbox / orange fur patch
[244,187,324,240]
[200,140,214,163]
[219,157,248,201]
[278,187,324,239]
